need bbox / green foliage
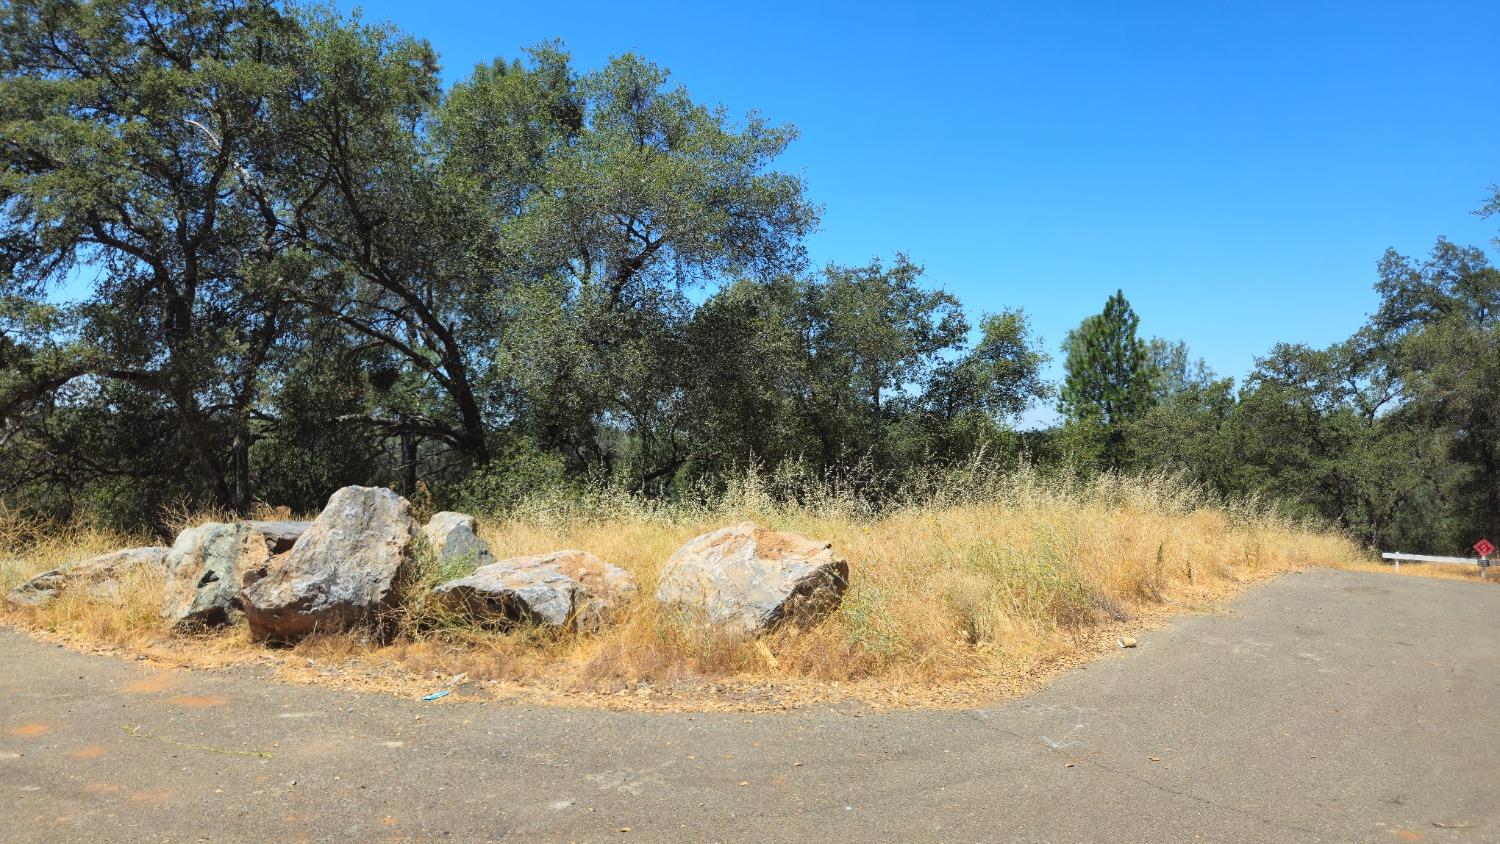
[0,0,1495,559]
[1124,372,1238,490]
[1229,340,1438,549]
[0,0,306,516]
[449,440,576,515]
[674,258,1047,488]
[1037,229,1500,555]
[1370,239,1500,548]
[1076,237,1498,553]
[1058,290,1159,468]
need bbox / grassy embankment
[0,469,1383,708]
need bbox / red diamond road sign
[1475,538,1495,558]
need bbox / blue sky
[347,1,1498,422]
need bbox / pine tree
[1059,290,1158,466]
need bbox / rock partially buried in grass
[433,550,636,630]
[421,512,495,568]
[161,521,309,628]
[240,486,416,642]
[655,522,849,634]
[434,560,582,628]
[6,546,170,607]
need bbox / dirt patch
[6,723,51,737]
[126,673,180,694]
[69,745,108,760]
[167,695,228,708]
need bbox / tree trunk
[231,430,252,515]
[449,368,490,465]
[400,425,418,497]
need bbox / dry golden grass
[0,469,1443,710]
[1344,558,1497,582]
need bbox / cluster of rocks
[6,486,850,643]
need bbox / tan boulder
[433,550,635,630]
[654,523,848,634]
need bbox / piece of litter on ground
[1433,821,1477,829]
[1148,756,1161,762]
[421,690,450,702]
[124,725,274,758]
[1118,637,1137,648]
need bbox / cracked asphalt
[2,568,1497,843]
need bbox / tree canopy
[1057,290,1158,468]
[0,0,1045,522]
[1,0,1496,556]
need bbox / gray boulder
[161,522,294,628]
[7,547,170,607]
[434,550,636,630]
[421,511,495,568]
[654,522,848,634]
[240,486,416,642]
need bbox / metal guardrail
[1381,552,1489,573]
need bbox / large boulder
[433,550,636,630]
[240,486,416,642]
[421,512,495,568]
[7,547,170,607]
[655,523,849,634]
[160,521,309,628]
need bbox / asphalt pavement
[2,568,1497,843]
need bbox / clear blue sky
[344,0,1498,422]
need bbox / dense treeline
[1057,241,1500,555]
[0,1,1495,554]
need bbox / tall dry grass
[0,468,1372,705]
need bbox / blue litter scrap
[421,689,450,701]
